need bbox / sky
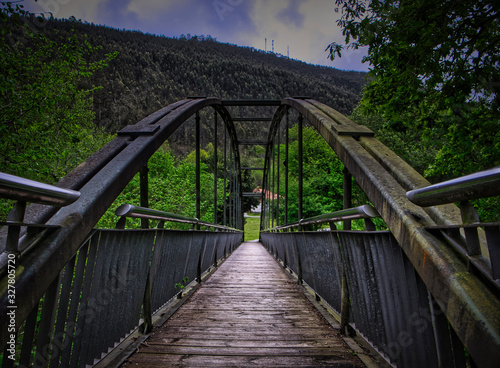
[23,0,369,72]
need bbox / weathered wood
[121,242,366,367]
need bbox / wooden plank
[123,354,362,367]
[121,242,366,367]
[147,337,345,348]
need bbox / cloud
[20,0,368,71]
[117,0,256,43]
[125,0,178,20]
[24,0,107,23]
[276,0,305,28]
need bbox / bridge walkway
[121,242,372,367]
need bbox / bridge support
[343,168,352,230]
[140,166,149,229]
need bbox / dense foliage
[327,0,499,221]
[0,3,115,183]
[98,146,225,229]
[267,124,377,229]
[328,0,499,181]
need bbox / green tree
[0,1,116,183]
[279,125,345,224]
[328,0,500,180]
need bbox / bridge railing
[0,172,81,255]
[261,205,471,368]
[0,98,245,367]
[407,166,500,286]
[264,204,379,232]
[115,204,241,232]
[0,173,242,368]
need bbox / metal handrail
[406,166,500,207]
[263,204,378,231]
[115,204,242,232]
[0,172,80,206]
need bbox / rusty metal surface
[358,137,463,227]
[277,98,500,367]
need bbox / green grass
[244,216,260,242]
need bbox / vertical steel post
[223,127,227,226]
[285,109,289,226]
[267,156,272,230]
[276,119,281,227]
[6,201,26,253]
[298,114,303,223]
[343,168,352,230]
[140,165,149,229]
[196,112,201,229]
[229,141,234,228]
[213,111,218,224]
[460,201,481,256]
[237,173,242,230]
[271,138,276,228]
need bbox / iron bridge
[0,98,499,367]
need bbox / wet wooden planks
[122,241,365,367]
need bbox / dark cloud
[99,0,257,43]
[19,0,367,71]
[277,0,305,28]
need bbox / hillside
[45,19,367,133]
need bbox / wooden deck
[121,242,368,367]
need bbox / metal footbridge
[0,98,499,367]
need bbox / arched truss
[0,98,243,344]
[261,97,500,366]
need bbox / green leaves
[0,2,116,184]
[332,0,500,183]
[97,149,225,229]
[277,125,345,225]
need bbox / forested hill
[46,19,366,132]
